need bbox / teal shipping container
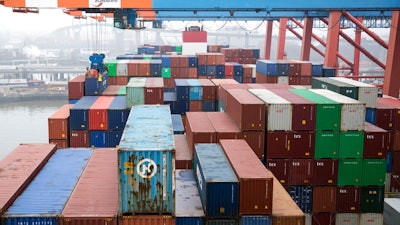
[118,105,175,215]
[187,79,203,100]
[338,159,362,186]
[126,77,146,108]
[339,131,364,159]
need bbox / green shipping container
[338,159,362,186]
[118,85,126,96]
[162,68,171,78]
[361,186,384,213]
[105,59,118,77]
[314,131,339,159]
[362,159,386,186]
[311,77,358,100]
[143,55,153,60]
[175,45,182,53]
[339,131,364,159]
[290,89,341,131]
[126,77,146,108]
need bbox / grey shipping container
[384,198,400,225]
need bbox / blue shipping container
[172,114,185,134]
[206,66,217,76]
[289,186,313,213]
[3,149,92,225]
[90,130,107,147]
[176,170,205,225]
[198,65,207,76]
[202,101,216,112]
[175,79,190,100]
[118,105,175,214]
[323,67,336,77]
[256,60,278,76]
[108,130,123,148]
[189,55,198,67]
[240,216,272,225]
[70,96,99,130]
[108,96,130,131]
[387,151,392,172]
[187,79,203,100]
[176,100,189,115]
[232,62,243,76]
[162,55,171,67]
[85,73,108,96]
[216,65,225,77]
[311,63,323,76]
[365,108,377,125]
[150,59,162,77]
[194,144,239,219]
[277,62,289,76]
[233,75,243,83]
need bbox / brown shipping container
[127,60,139,76]
[60,149,118,225]
[170,55,180,67]
[375,100,395,130]
[220,139,274,215]
[103,85,124,96]
[108,77,117,85]
[266,131,291,159]
[163,78,175,89]
[378,97,400,129]
[392,151,400,172]
[290,131,315,159]
[312,213,335,225]
[265,159,290,186]
[271,174,305,225]
[226,89,265,131]
[49,139,69,149]
[185,112,217,155]
[70,130,90,147]
[364,122,389,158]
[392,129,400,151]
[178,55,189,68]
[89,96,115,131]
[206,112,241,141]
[289,159,314,186]
[198,79,216,100]
[48,104,73,140]
[116,76,129,85]
[187,67,198,78]
[390,172,400,192]
[242,130,265,159]
[312,186,337,213]
[196,53,208,65]
[337,186,361,213]
[242,65,254,78]
[270,89,316,131]
[138,60,151,76]
[256,72,269,83]
[145,77,164,104]
[178,68,188,78]
[210,78,239,99]
[118,215,175,225]
[291,60,312,76]
[218,83,248,106]
[170,67,179,78]
[285,60,302,76]
[174,134,192,169]
[189,100,202,112]
[288,76,312,85]
[0,143,57,216]
[313,159,338,186]
[68,75,85,100]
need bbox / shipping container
[0,144,57,217]
[365,108,377,125]
[266,131,291,159]
[49,139,69,149]
[108,130,123,148]
[218,83,249,108]
[312,213,335,225]
[175,79,190,100]
[85,73,108,96]
[108,96,129,131]
[206,220,238,225]
[2,149,92,224]
[220,140,274,215]
[226,89,265,131]
[289,159,314,186]
[338,131,364,159]
[312,186,337,213]
[377,97,400,129]
[69,96,99,130]
[390,172,400,192]
[187,79,203,100]
[175,135,192,170]
[359,213,383,225]
[249,89,292,131]
[89,130,107,147]
[337,186,360,213]
[375,99,396,130]
[103,85,124,96]
[194,143,239,219]
[189,100,203,112]
[60,149,117,225]
[210,79,239,100]
[126,77,146,107]
[289,186,313,213]
[118,215,176,225]
[331,77,378,108]
[363,122,389,159]
[118,105,175,215]
[203,100,216,112]
[311,77,358,99]
[313,159,337,186]
[68,75,85,100]
[384,198,400,225]
[206,112,241,142]
[265,159,290,186]
[199,79,217,100]
[392,130,400,151]
[290,89,341,131]
[48,104,73,140]
[310,89,365,131]
[176,170,205,225]
[311,63,323,76]
[291,131,315,159]
[360,186,384,213]
[362,159,386,186]
[172,114,185,134]
[185,112,217,155]
[256,60,278,76]
[314,131,339,158]
[242,131,265,160]
[240,216,271,225]
[335,213,360,225]
[69,130,90,147]
[338,159,362,186]
[144,77,164,104]
[89,96,115,130]
[150,59,162,77]
[127,60,140,76]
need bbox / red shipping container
[182,31,207,42]
[225,63,234,76]
[70,130,90,147]
[375,100,395,130]
[177,67,188,78]
[392,129,400,151]
[337,186,360,213]
[163,78,175,89]
[288,76,312,85]
[48,104,73,140]
[285,60,301,76]
[291,60,312,76]
[313,186,337,213]
[226,89,265,131]
[127,60,140,76]
[174,134,192,169]
[103,85,123,96]
[119,215,175,225]
[206,112,241,142]
[185,112,217,155]
[289,159,314,185]
[145,77,164,104]
[265,159,290,186]
[242,77,253,83]
[49,139,69,149]
[364,122,389,158]
[89,96,115,131]
[187,67,198,78]
[170,67,179,78]
[169,55,180,67]
[270,88,316,131]
[220,139,274,215]
[108,77,117,85]
[0,143,57,217]
[68,75,85,100]
[390,172,400,192]
[266,131,291,159]
[312,213,335,225]
[138,60,151,76]
[198,79,216,100]
[392,151,400,172]
[196,53,208,65]
[178,55,189,67]
[116,76,129,85]
[218,83,248,106]
[60,149,118,225]
[215,53,226,65]
[210,78,239,99]
[242,65,253,78]
[189,100,202,112]
[313,159,338,186]
[377,97,400,129]
[290,131,315,158]
[242,130,265,159]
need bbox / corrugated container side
[118,215,176,225]
[144,77,164,104]
[108,96,129,131]
[335,213,360,225]
[175,170,205,225]
[69,130,90,147]
[390,172,400,191]
[375,101,395,130]
[311,213,335,225]
[175,135,192,170]
[288,186,313,213]
[206,220,238,225]
[0,144,57,217]
[194,144,239,219]
[89,130,107,147]
[377,97,400,129]
[48,104,73,140]
[384,198,400,225]
[291,131,315,159]
[198,79,216,100]
[126,77,146,107]
[240,216,271,225]
[338,159,362,186]
[206,112,241,142]
[339,131,364,159]
[185,112,217,155]
[172,114,185,134]
[241,131,265,159]
[311,77,358,100]
[364,122,389,159]
[266,131,291,159]
[60,149,117,225]
[49,139,69,149]
[102,85,123,96]
[337,186,360,213]
[331,77,378,108]
[175,79,190,100]
[314,131,339,159]
[68,75,85,100]
[116,60,129,76]
[89,96,115,131]
[359,213,383,225]
[217,83,249,107]
[361,186,384,213]
[362,159,386,186]
[108,131,122,148]
[289,159,314,186]
[265,159,290,186]
[69,96,99,130]
[313,159,337,186]
[220,140,273,215]
[312,186,337,213]
[187,79,203,100]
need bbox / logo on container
[137,158,157,178]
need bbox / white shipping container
[182,43,208,55]
[116,60,129,76]
[359,213,383,225]
[335,213,360,225]
[310,89,366,131]
[331,77,378,108]
[384,198,400,225]
[249,89,292,131]
[277,76,289,85]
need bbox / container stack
[126,77,164,107]
[196,53,226,79]
[221,48,260,64]
[48,104,74,148]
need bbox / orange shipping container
[174,134,192,169]
[48,104,74,140]
[89,96,115,131]
[185,112,217,155]
[118,215,175,225]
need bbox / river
[0,99,68,160]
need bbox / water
[0,100,68,160]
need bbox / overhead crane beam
[287,27,325,58]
